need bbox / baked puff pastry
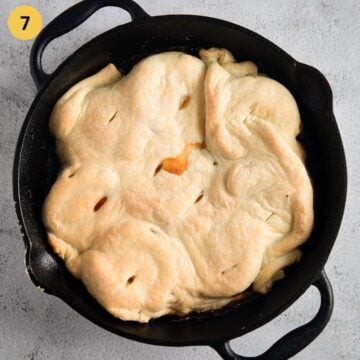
[43,48,313,322]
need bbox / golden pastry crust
[43,49,313,322]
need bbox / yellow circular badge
[8,5,42,40]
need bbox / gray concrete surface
[1,0,359,359]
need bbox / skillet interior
[14,15,346,345]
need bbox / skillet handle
[30,0,149,89]
[212,271,333,360]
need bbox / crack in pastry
[43,48,313,323]
[194,191,204,204]
[94,196,107,212]
[179,95,191,109]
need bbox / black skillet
[13,0,347,359]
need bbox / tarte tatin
[43,48,313,322]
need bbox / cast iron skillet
[13,0,347,358]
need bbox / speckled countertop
[1,1,359,359]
